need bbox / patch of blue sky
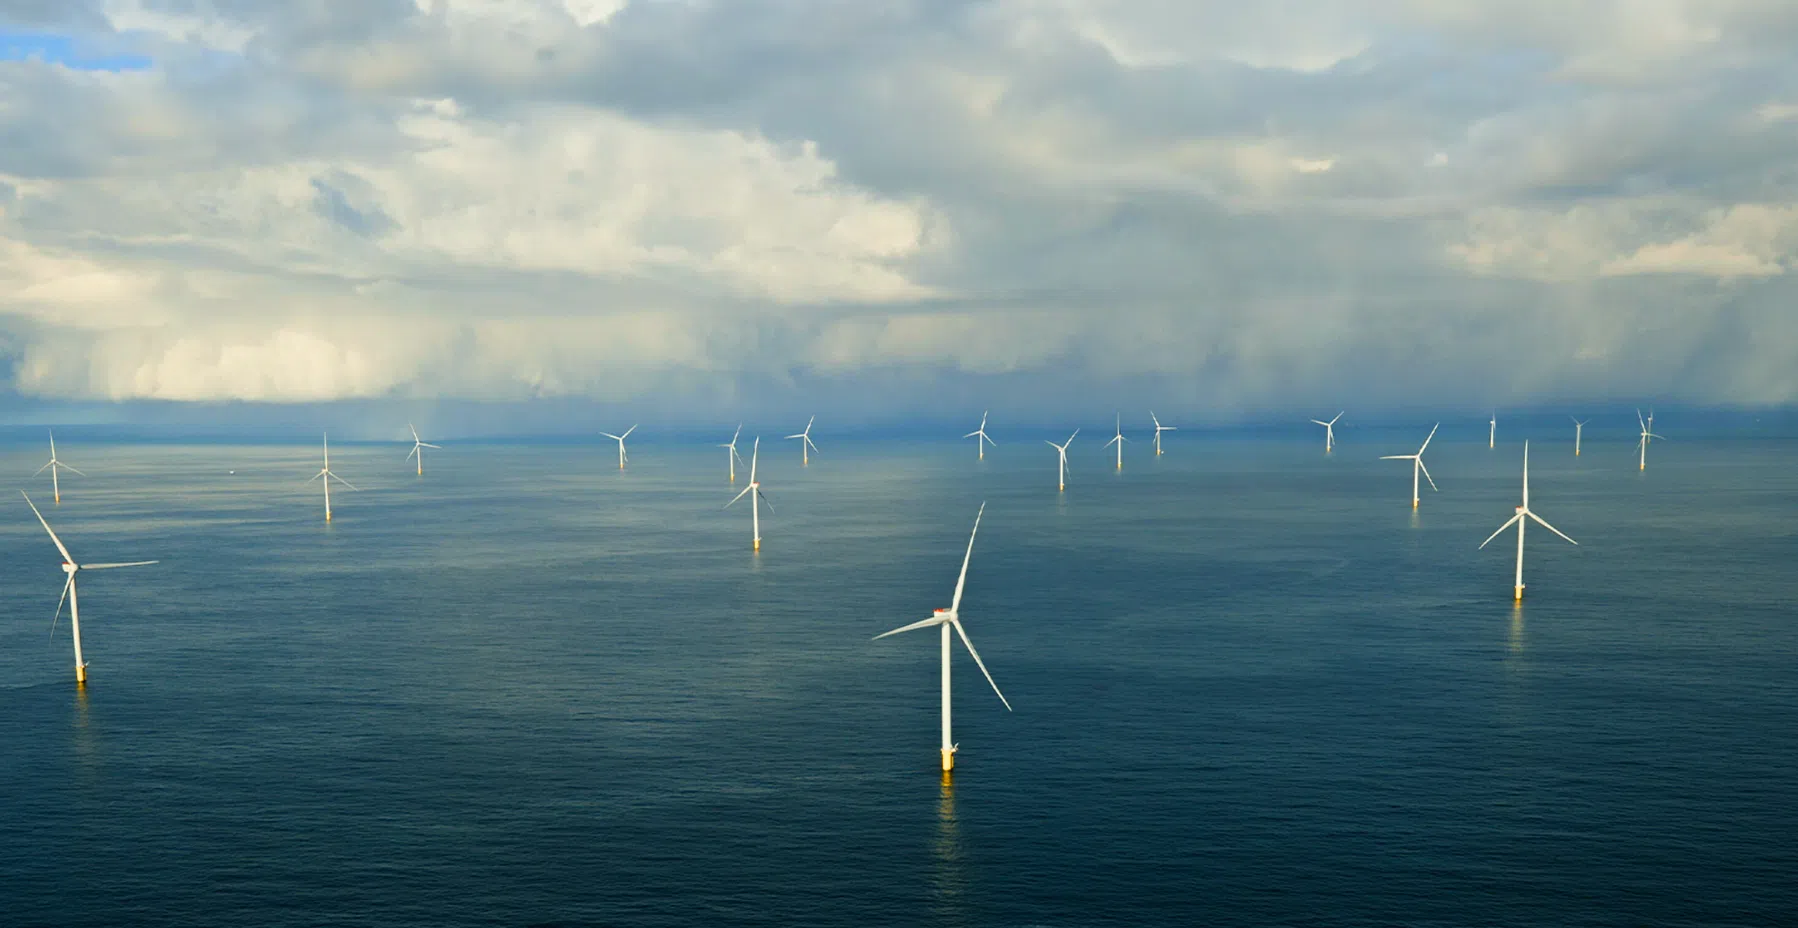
[0,31,151,71]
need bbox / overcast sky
[1,1,1795,434]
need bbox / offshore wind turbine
[873,503,1010,773]
[406,424,441,476]
[963,411,996,460]
[1105,414,1128,469]
[600,425,637,471]
[1046,429,1078,491]
[1380,424,1439,509]
[1489,411,1497,449]
[1480,441,1577,602]
[308,433,359,522]
[23,491,157,686]
[1150,412,1176,456]
[1310,412,1343,453]
[786,416,819,466]
[35,430,85,504]
[1572,417,1589,456]
[721,424,745,483]
[1636,410,1665,471]
[726,437,771,550]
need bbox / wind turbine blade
[1311,420,1330,427]
[950,618,1012,711]
[1479,513,1523,549]
[806,436,819,452]
[50,574,71,639]
[599,432,621,440]
[1417,459,1438,491]
[307,471,325,484]
[421,443,441,449]
[726,484,753,508]
[406,446,419,461]
[1331,412,1343,425]
[59,464,87,477]
[1105,435,1120,448]
[622,425,637,439]
[21,492,73,563]
[1067,429,1079,443]
[963,430,981,438]
[1527,511,1578,545]
[1418,423,1439,454]
[34,461,53,475]
[756,489,773,512]
[1045,440,1060,449]
[328,473,360,491]
[410,424,420,442]
[949,503,985,615]
[81,560,159,569]
[1637,409,1647,430]
[872,615,946,640]
[982,433,996,447]
[1378,454,1413,460]
[1645,433,1666,440]
[784,433,805,440]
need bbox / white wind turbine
[23,491,157,686]
[726,437,771,550]
[786,415,819,466]
[36,430,85,504]
[1310,412,1343,453]
[1571,417,1588,456]
[1150,411,1176,456]
[1480,441,1577,602]
[1636,410,1665,471]
[873,503,1010,773]
[721,424,745,483]
[1046,429,1078,491]
[406,424,441,476]
[1489,411,1497,449]
[600,425,637,471]
[963,411,996,461]
[1105,414,1128,470]
[308,433,359,522]
[1380,423,1440,509]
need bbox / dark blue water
[3,434,1796,927]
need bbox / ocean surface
[2,430,1795,927]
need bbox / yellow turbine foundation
[1515,586,1524,602]
[753,538,760,551]
[75,664,86,685]
[940,748,955,772]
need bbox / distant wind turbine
[963,411,996,461]
[1046,429,1078,491]
[1480,441,1578,602]
[1105,414,1128,470]
[1636,410,1665,471]
[721,425,745,483]
[1380,424,1440,509]
[1150,412,1176,456]
[873,503,1010,773]
[1489,411,1497,449]
[1310,412,1343,453]
[406,424,441,476]
[23,491,157,686]
[726,437,771,551]
[786,416,819,466]
[600,425,637,471]
[35,430,85,504]
[1571,417,1588,456]
[308,433,359,522]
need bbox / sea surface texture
[2,434,1795,927]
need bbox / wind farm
[725,436,769,551]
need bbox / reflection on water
[1507,606,1526,657]
[931,773,969,925]
[70,686,101,783]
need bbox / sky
[1,1,1796,436]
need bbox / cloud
[0,0,1796,423]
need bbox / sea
[2,428,1795,927]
